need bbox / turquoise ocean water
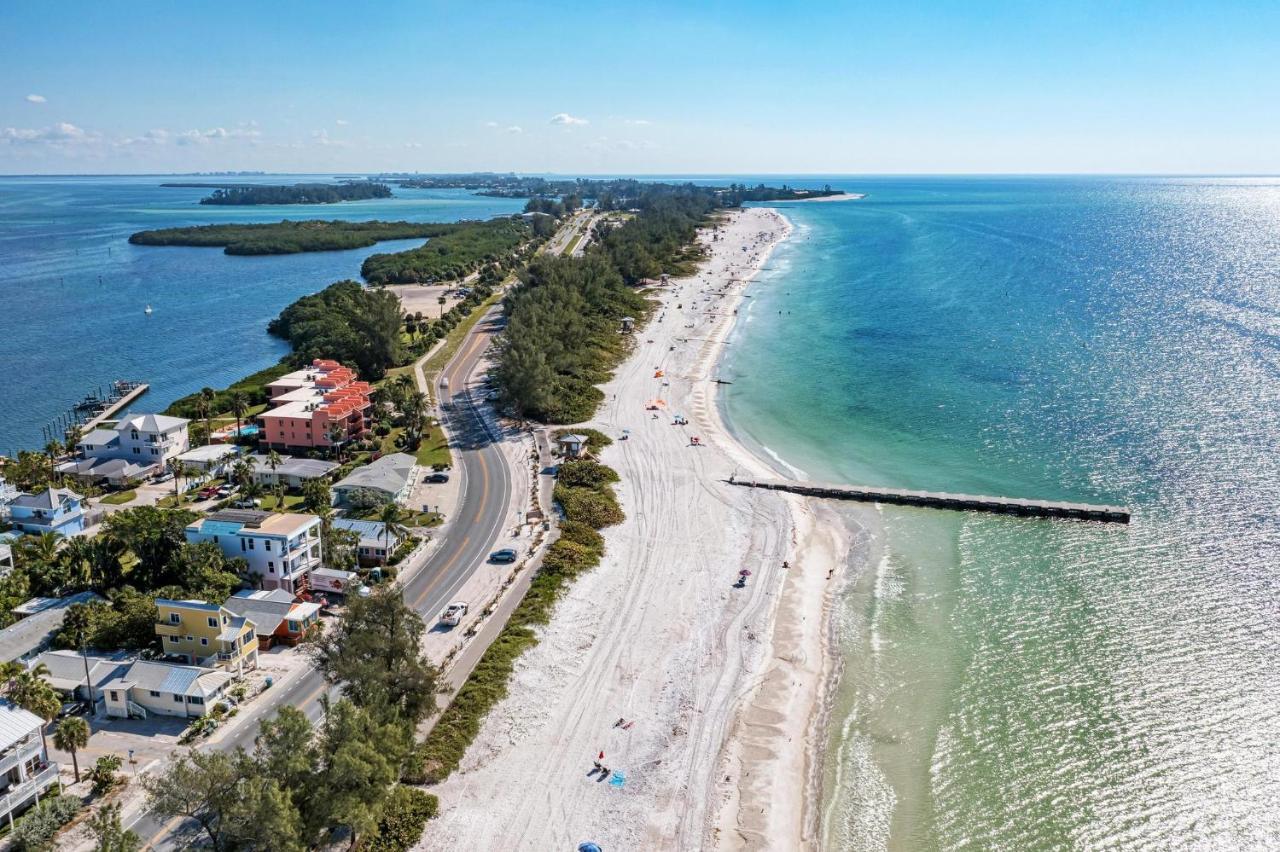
[723,177,1280,849]
[0,175,524,455]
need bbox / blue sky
[3,1,1279,174]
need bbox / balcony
[0,763,60,820]
[155,622,183,637]
[0,737,40,778]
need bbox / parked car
[154,471,174,483]
[216,485,235,497]
[232,498,262,509]
[439,601,468,626]
[57,701,87,718]
[198,486,220,499]
[489,548,517,564]
[424,472,450,483]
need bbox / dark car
[424,472,450,483]
[489,548,518,563]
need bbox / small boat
[144,304,153,315]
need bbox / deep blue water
[724,177,1280,849]
[0,175,524,454]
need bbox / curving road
[133,307,514,850]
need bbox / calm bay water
[725,178,1280,849]
[0,175,524,454]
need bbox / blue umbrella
[578,844,602,852]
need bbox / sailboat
[144,304,153,315]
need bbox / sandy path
[420,207,847,851]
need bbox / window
[201,638,208,646]
[240,539,246,552]
[189,696,203,705]
[207,617,217,628]
[287,620,300,633]
[248,539,255,550]
[174,695,184,703]
[169,612,181,624]
[268,562,275,573]
[169,635,179,644]
[265,540,272,551]
[109,691,118,702]
[186,635,194,642]
[132,447,140,455]
[150,690,161,697]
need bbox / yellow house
[155,599,259,675]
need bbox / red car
[198,486,220,499]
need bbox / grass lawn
[156,494,191,509]
[259,493,305,511]
[564,232,582,255]
[98,490,136,505]
[416,434,451,469]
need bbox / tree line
[360,217,531,284]
[198,182,392,206]
[129,220,455,256]
[267,281,406,381]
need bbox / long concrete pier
[79,383,150,432]
[729,478,1130,524]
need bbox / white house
[332,452,417,506]
[174,444,241,477]
[332,518,407,565]
[184,509,323,593]
[102,660,232,720]
[0,700,60,829]
[74,413,191,471]
[246,454,339,490]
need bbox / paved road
[133,309,514,850]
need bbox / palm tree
[265,450,284,509]
[403,391,430,448]
[197,387,217,446]
[230,455,258,491]
[165,457,185,497]
[61,536,96,592]
[438,294,447,318]
[6,665,60,753]
[63,424,83,452]
[377,503,410,565]
[326,424,346,461]
[43,439,64,463]
[54,716,90,782]
[229,391,250,441]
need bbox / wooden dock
[79,383,150,432]
[728,478,1130,524]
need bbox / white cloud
[484,121,499,128]
[624,118,651,125]
[550,112,588,126]
[1,122,89,144]
[505,125,523,134]
[311,129,348,147]
[25,94,46,104]
[336,119,350,126]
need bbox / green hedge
[555,459,619,489]
[553,483,624,529]
[11,793,80,852]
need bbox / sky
[3,0,1279,175]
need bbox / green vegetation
[165,362,293,420]
[97,490,136,505]
[414,455,622,784]
[268,280,404,380]
[395,174,844,205]
[198,182,391,205]
[367,787,438,852]
[129,220,453,255]
[145,589,439,850]
[9,794,81,852]
[493,253,648,422]
[361,217,530,284]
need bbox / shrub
[11,794,82,851]
[552,427,612,453]
[366,786,438,852]
[542,539,598,577]
[90,753,123,794]
[558,520,604,556]
[556,460,619,489]
[554,484,624,529]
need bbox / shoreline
[419,205,849,851]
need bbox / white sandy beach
[419,207,848,852]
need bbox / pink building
[259,359,372,451]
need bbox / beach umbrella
[578,844,603,852]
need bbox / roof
[217,614,253,642]
[333,453,417,496]
[110,660,232,698]
[155,598,222,613]
[254,512,320,536]
[0,700,45,751]
[205,509,272,527]
[558,434,588,444]
[247,455,338,480]
[332,518,402,548]
[119,413,189,433]
[177,444,241,463]
[0,592,104,663]
[35,649,133,692]
[77,428,120,446]
[223,591,294,636]
[57,458,153,479]
[310,567,357,581]
[9,487,82,510]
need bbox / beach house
[0,592,105,664]
[6,488,86,537]
[245,454,339,490]
[258,359,372,452]
[154,599,258,674]
[332,452,417,507]
[32,648,132,704]
[332,518,407,565]
[174,444,241,478]
[184,509,323,593]
[557,434,589,458]
[0,700,60,829]
[101,660,232,720]
[222,589,322,650]
[73,413,191,471]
